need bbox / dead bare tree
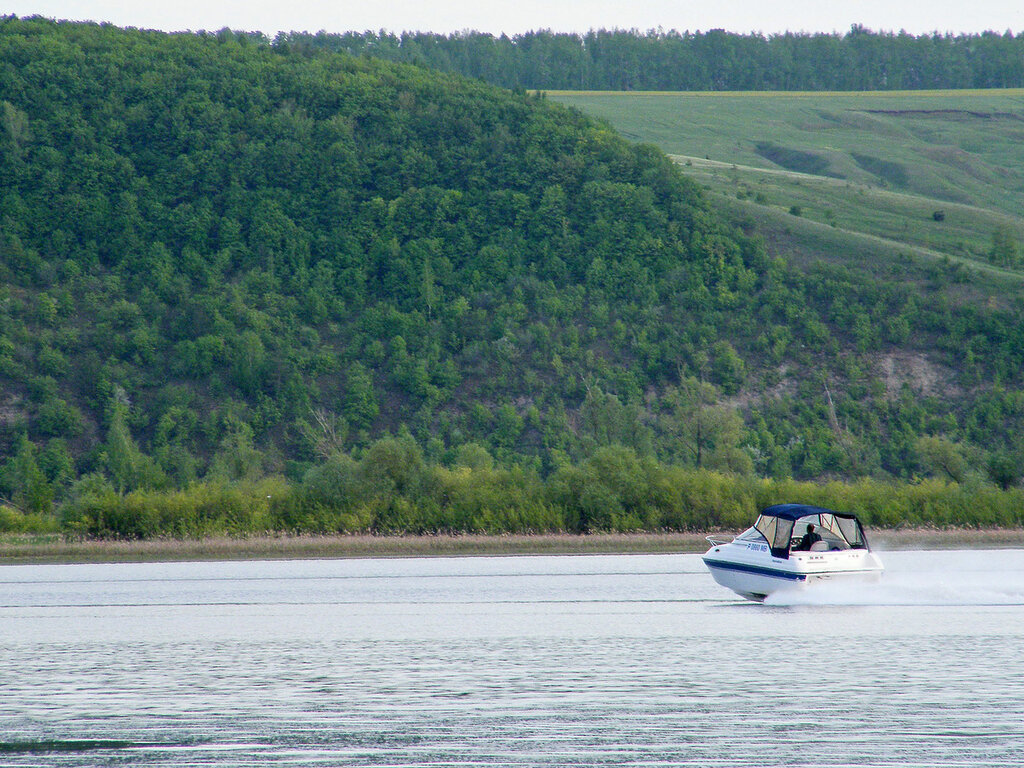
[300,408,349,460]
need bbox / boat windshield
[818,513,867,548]
[754,514,794,558]
[735,527,763,542]
[753,510,868,558]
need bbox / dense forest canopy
[2,17,1024,534]
[281,26,1024,92]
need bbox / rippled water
[2,549,1024,767]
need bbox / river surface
[2,549,1024,767]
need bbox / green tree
[986,450,1020,490]
[209,419,265,481]
[104,403,165,493]
[454,442,495,470]
[579,386,651,453]
[2,100,31,160]
[915,436,969,483]
[343,363,379,429]
[420,256,439,319]
[711,341,745,395]
[662,377,751,473]
[360,435,426,497]
[9,435,54,514]
[230,331,268,395]
[39,438,76,491]
[300,452,365,513]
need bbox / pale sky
[6,0,1024,36]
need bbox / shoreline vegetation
[7,454,1024,560]
[2,528,1023,565]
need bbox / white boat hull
[703,542,884,601]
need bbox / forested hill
[281,26,1024,92]
[2,17,1024,523]
[0,15,757,488]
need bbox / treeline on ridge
[281,26,1024,92]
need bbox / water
[2,549,1024,767]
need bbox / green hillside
[548,90,1024,277]
[545,90,1024,211]
[3,20,1024,535]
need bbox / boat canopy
[753,504,868,559]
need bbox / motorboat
[702,503,884,601]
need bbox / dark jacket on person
[795,529,822,551]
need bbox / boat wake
[765,566,1024,607]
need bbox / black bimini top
[754,504,869,558]
[759,504,861,522]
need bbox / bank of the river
[2,528,1024,564]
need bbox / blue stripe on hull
[703,558,807,582]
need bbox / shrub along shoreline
[4,444,1024,559]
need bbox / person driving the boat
[794,523,822,551]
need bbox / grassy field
[548,90,1024,286]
